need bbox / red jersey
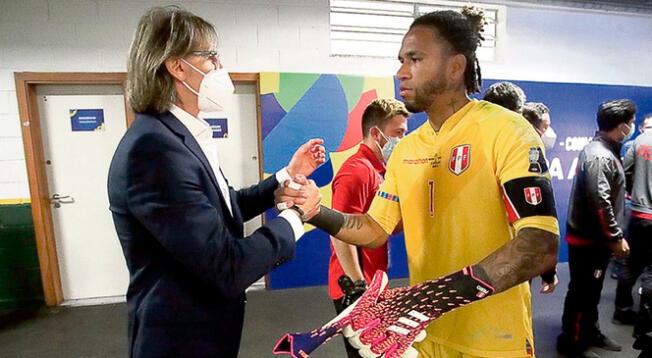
[328,144,388,299]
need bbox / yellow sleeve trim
[513,215,560,236]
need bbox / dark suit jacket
[107,111,295,358]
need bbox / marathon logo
[377,191,399,203]
[403,154,441,168]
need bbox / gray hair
[126,6,218,114]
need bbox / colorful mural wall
[260,73,421,289]
[260,72,652,290]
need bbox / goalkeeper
[285,7,559,358]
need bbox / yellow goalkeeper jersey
[368,100,559,357]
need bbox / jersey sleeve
[367,152,402,235]
[494,117,560,236]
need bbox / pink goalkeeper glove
[343,266,495,358]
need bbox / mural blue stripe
[263,74,349,174]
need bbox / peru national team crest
[449,144,471,175]
[524,186,542,205]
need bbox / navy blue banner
[204,118,228,138]
[70,109,104,131]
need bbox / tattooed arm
[309,207,389,249]
[310,205,558,292]
[338,213,389,248]
[476,227,559,293]
[332,229,558,358]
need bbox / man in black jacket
[557,99,636,358]
[615,114,652,358]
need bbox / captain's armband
[502,176,557,223]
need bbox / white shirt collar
[169,104,213,140]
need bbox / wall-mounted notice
[204,118,228,138]
[70,109,105,132]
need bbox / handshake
[274,174,323,223]
[273,267,495,358]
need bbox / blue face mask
[623,122,635,142]
[375,126,401,162]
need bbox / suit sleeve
[583,157,624,241]
[494,117,560,236]
[233,175,278,222]
[125,133,294,298]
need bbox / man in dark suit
[108,6,324,357]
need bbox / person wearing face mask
[622,115,652,158]
[522,102,560,295]
[327,98,409,358]
[611,117,651,283]
[614,115,652,358]
[523,102,557,150]
[557,99,637,358]
[107,6,326,358]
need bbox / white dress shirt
[169,105,304,240]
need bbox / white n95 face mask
[180,58,235,113]
[541,126,557,150]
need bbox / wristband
[308,205,344,236]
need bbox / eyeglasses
[190,50,220,63]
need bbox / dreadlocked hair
[410,6,487,93]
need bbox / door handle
[51,193,75,208]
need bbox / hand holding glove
[339,275,368,308]
[273,267,495,358]
[343,267,495,358]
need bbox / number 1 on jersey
[428,180,435,217]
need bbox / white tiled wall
[0,0,651,199]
